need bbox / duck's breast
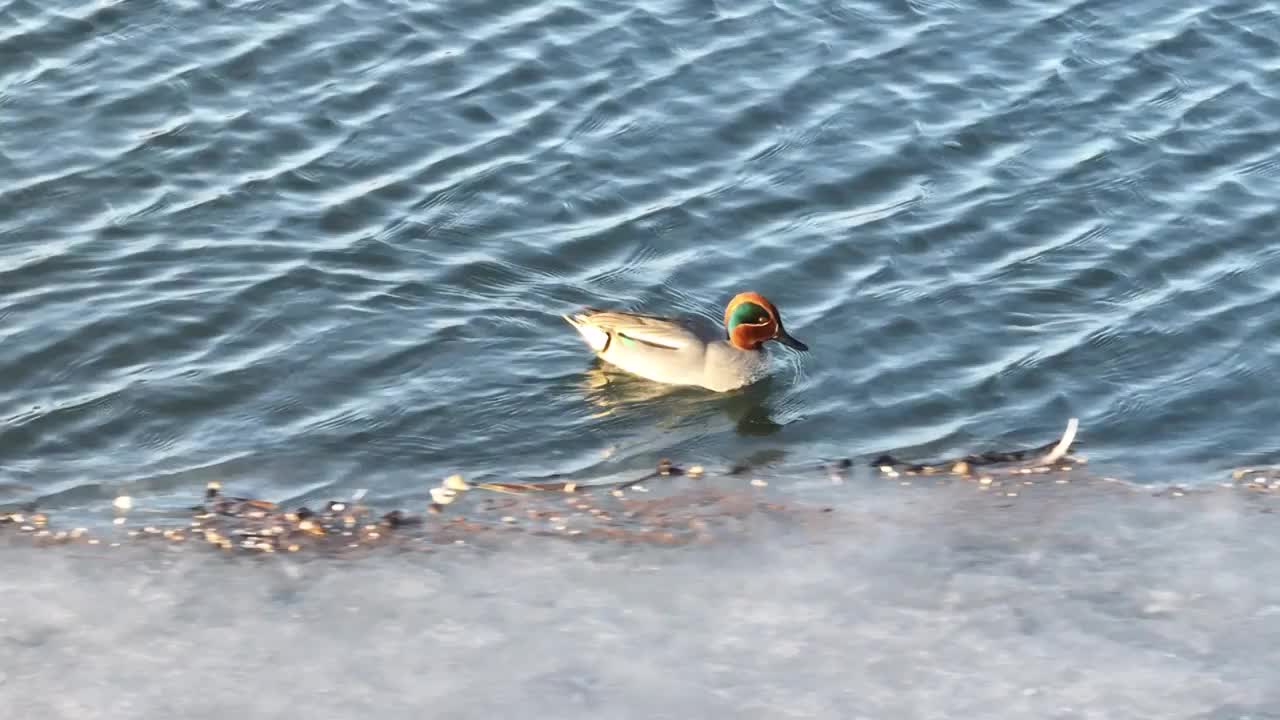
[700,343,769,392]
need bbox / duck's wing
[564,309,709,353]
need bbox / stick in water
[1038,417,1079,465]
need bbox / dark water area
[2,0,1280,516]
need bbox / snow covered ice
[2,477,1278,720]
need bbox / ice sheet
[3,479,1278,719]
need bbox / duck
[563,291,808,392]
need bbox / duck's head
[723,292,808,352]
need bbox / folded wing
[565,310,703,353]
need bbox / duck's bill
[774,328,808,351]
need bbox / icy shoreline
[3,477,1278,719]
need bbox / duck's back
[565,309,764,390]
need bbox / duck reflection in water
[577,360,785,437]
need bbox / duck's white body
[563,309,771,392]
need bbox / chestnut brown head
[722,292,808,352]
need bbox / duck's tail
[563,312,611,353]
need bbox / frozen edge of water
[3,477,1279,720]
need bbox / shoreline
[4,451,1278,557]
[6,463,1279,720]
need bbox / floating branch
[1039,417,1078,465]
[468,458,689,497]
[871,418,1084,480]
